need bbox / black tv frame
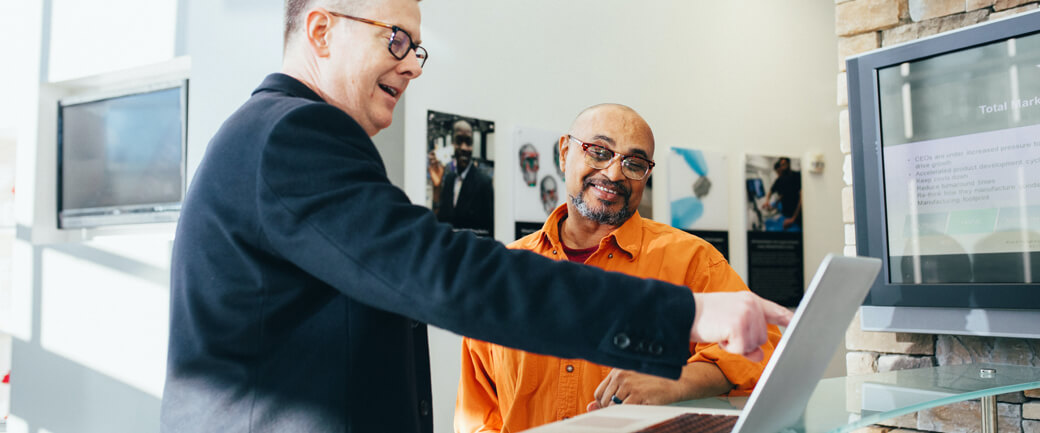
[56,79,189,229]
[848,11,1040,310]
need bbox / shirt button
[553,250,558,255]
[613,333,631,349]
[566,365,574,372]
[419,399,430,416]
[608,253,613,258]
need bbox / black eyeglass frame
[567,135,656,180]
[327,11,428,67]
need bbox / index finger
[758,297,793,327]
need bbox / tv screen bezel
[848,11,1040,310]
[56,78,189,229]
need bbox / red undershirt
[562,244,597,264]
[558,216,598,263]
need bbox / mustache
[582,176,630,198]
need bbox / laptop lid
[731,254,881,433]
[525,254,882,433]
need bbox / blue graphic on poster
[668,148,728,231]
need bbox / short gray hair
[283,0,364,46]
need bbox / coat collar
[253,73,325,103]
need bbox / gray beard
[571,190,632,226]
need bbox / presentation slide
[883,124,1040,282]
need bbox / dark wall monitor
[848,11,1040,312]
[57,80,188,228]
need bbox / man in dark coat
[160,0,791,431]
[435,119,494,236]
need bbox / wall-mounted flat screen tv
[57,79,187,228]
[848,12,1040,311]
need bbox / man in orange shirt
[454,104,784,433]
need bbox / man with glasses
[161,1,791,432]
[456,104,782,433]
[431,119,494,236]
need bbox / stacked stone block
[836,1,1040,432]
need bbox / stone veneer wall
[836,1,1040,432]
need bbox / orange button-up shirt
[454,205,782,433]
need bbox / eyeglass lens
[583,145,651,180]
[389,29,427,67]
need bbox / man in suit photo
[432,119,494,236]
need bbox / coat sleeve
[255,103,696,378]
[455,338,503,433]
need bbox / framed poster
[427,110,495,237]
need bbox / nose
[398,51,423,79]
[601,156,627,182]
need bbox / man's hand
[587,363,733,412]
[587,369,683,411]
[690,292,792,362]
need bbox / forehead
[453,122,473,135]
[570,108,654,158]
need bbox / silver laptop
[526,254,882,433]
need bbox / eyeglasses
[327,11,428,68]
[567,135,655,180]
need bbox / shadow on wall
[10,338,161,433]
[8,240,165,433]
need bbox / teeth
[380,84,398,97]
[593,184,617,194]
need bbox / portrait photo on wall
[668,148,729,258]
[426,110,495,237]
[513,126,565,240]
[745,153,804,307]
[746,155,802,232]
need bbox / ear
[558,135,570,173]
[305,9,334,57]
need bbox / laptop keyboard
[634,413,738,433]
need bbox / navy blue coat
[160,73,696,432]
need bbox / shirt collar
[456,161,471,181]
[539,204,644,260]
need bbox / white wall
[47,0,179,82]
[402,3,842,432]
[0,0,35,418]
[2,1,185,432]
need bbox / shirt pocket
[490,344,551,397]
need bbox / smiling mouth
[584,179,629,204]
[379,84,399,97]
[592,184,618,195]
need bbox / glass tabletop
[673,363,1040,433]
